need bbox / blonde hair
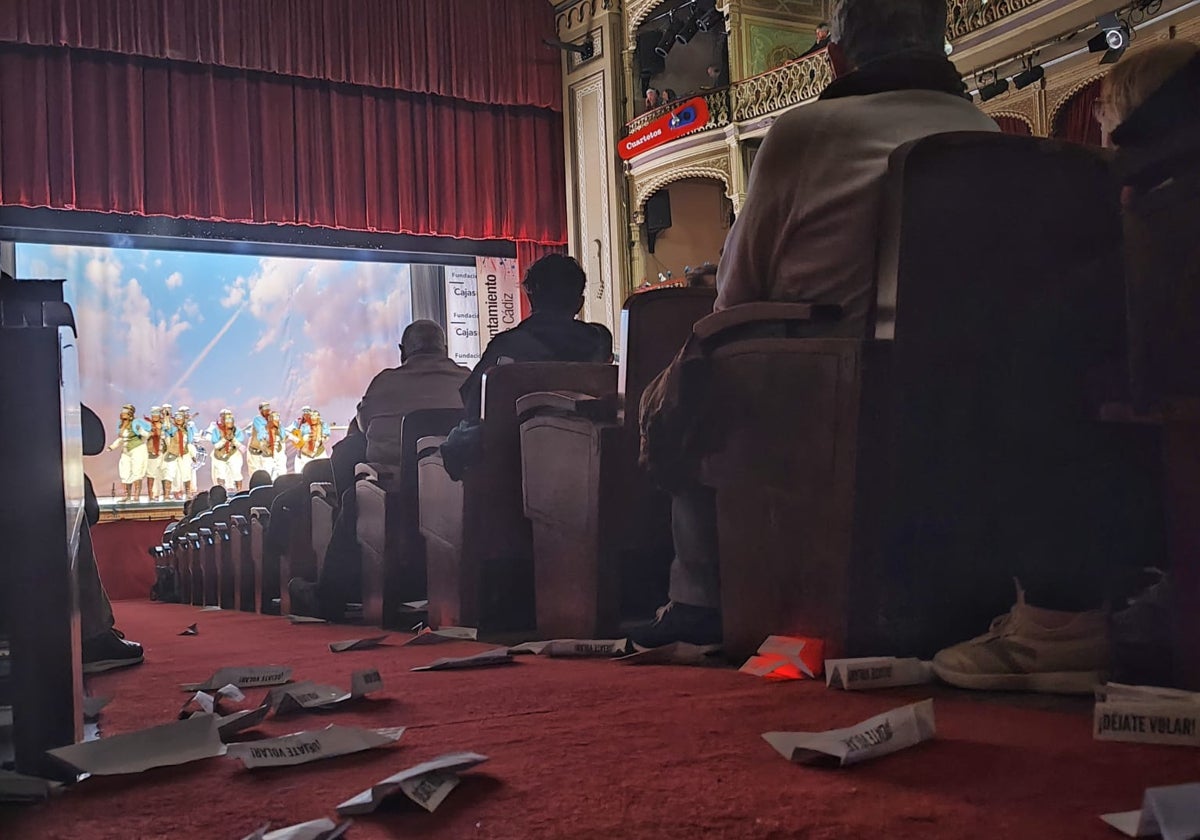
[1103,40,1199,125]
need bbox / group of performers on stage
[108,403,331,502]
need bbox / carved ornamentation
[626,0,667,46]
[946,0,1043,41]
[631,153,734,222]
[730,50,833,121]
[557,0,617,35]
[988,110,1037,133]
[571,74,616,326]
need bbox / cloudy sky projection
[18,243,416,495]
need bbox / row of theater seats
[150,286,716,636]
[153,131,1175,663]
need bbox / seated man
[289,321,469,619]
[441,254,612,478]
[634,0,998,648]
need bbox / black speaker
[636,31,666,76]
[645,190,672,232]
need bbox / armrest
[515,390,618,422]
[214,521,230,540]
[250,506,270,524]
[356,462,401,485]
[417,435,447,460]
[231,514,250,535]
[188,531,202,548]
[311,481,336,501]
[198,527,214,545]
[693,301,842,341]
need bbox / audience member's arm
[714,126,791,311]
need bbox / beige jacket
[716,90,998,334]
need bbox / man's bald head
[400,319,448,362]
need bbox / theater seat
[357,408,462,628]
[222,493,254,611]
[209,502,236,608]
[516,288,714,637]
[193,511,218,606]
[250,474,303,614]
[700,132,1160,660]
[419,363,617,631]
[310,481,337,579]
[279,460,334,615]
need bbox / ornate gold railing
[946,0,1044,40]
[730,50,835,122]
[624,87,731,137]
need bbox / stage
[97,496,184,523]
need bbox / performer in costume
[291,407,331,472]
[209,408,245,491]
[143,405,165,501]
[164,410,194,500]
[107,404,149,502]
[246,402,271,475]
[250,404,287,479]
[179,405,199,487]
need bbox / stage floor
[97,496,184,522]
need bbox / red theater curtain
[994,115,1034,136]
[0,0,561,110]
[0,45,567,245]
[1051,78,1104,147]
[516,241,569,277]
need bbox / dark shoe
[82,630,144,674]
[287,577,320,618]
[629,601,721,649]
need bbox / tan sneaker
[932,583,1109,694]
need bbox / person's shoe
[628,601,722,649]
[82,629,144,674]
[287,577,320,618]
[932,582,1109,694]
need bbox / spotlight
[655,14,684,57]
[979,76,1010,102]
[1012,65,1044,89]
[1088,13,1129,64]
[944,39,954,56]
[676,14,701,45]
[696,7,723,32]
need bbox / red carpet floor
[3,601,1196,839]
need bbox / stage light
[979,79,1007,101]
[1088,13,1129,64]
[696,7,724,32]
[1012,65,1044,89]
[655,13,685,57]
[676,14,701,45]
[978,77,1010,102]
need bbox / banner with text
[444,266,481,369]
[474,257,526,348]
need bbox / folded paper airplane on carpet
[825,657,933,690]
[49,713,227,775]
[227,725,404,769]
[740,636,824,680]
[329,635,390,653]
[336,752,490,815]
[268,670,383,714]
[1094,683,1200,748]
[509,639,627,657]
[182,665,292,692]
[242,818,352,840]
[1101,782,1200,839]
[764,699,936,767]
[403,626,478,645]
[288,615,328,624]
[179,623,198,636]
[412,648,513,671]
